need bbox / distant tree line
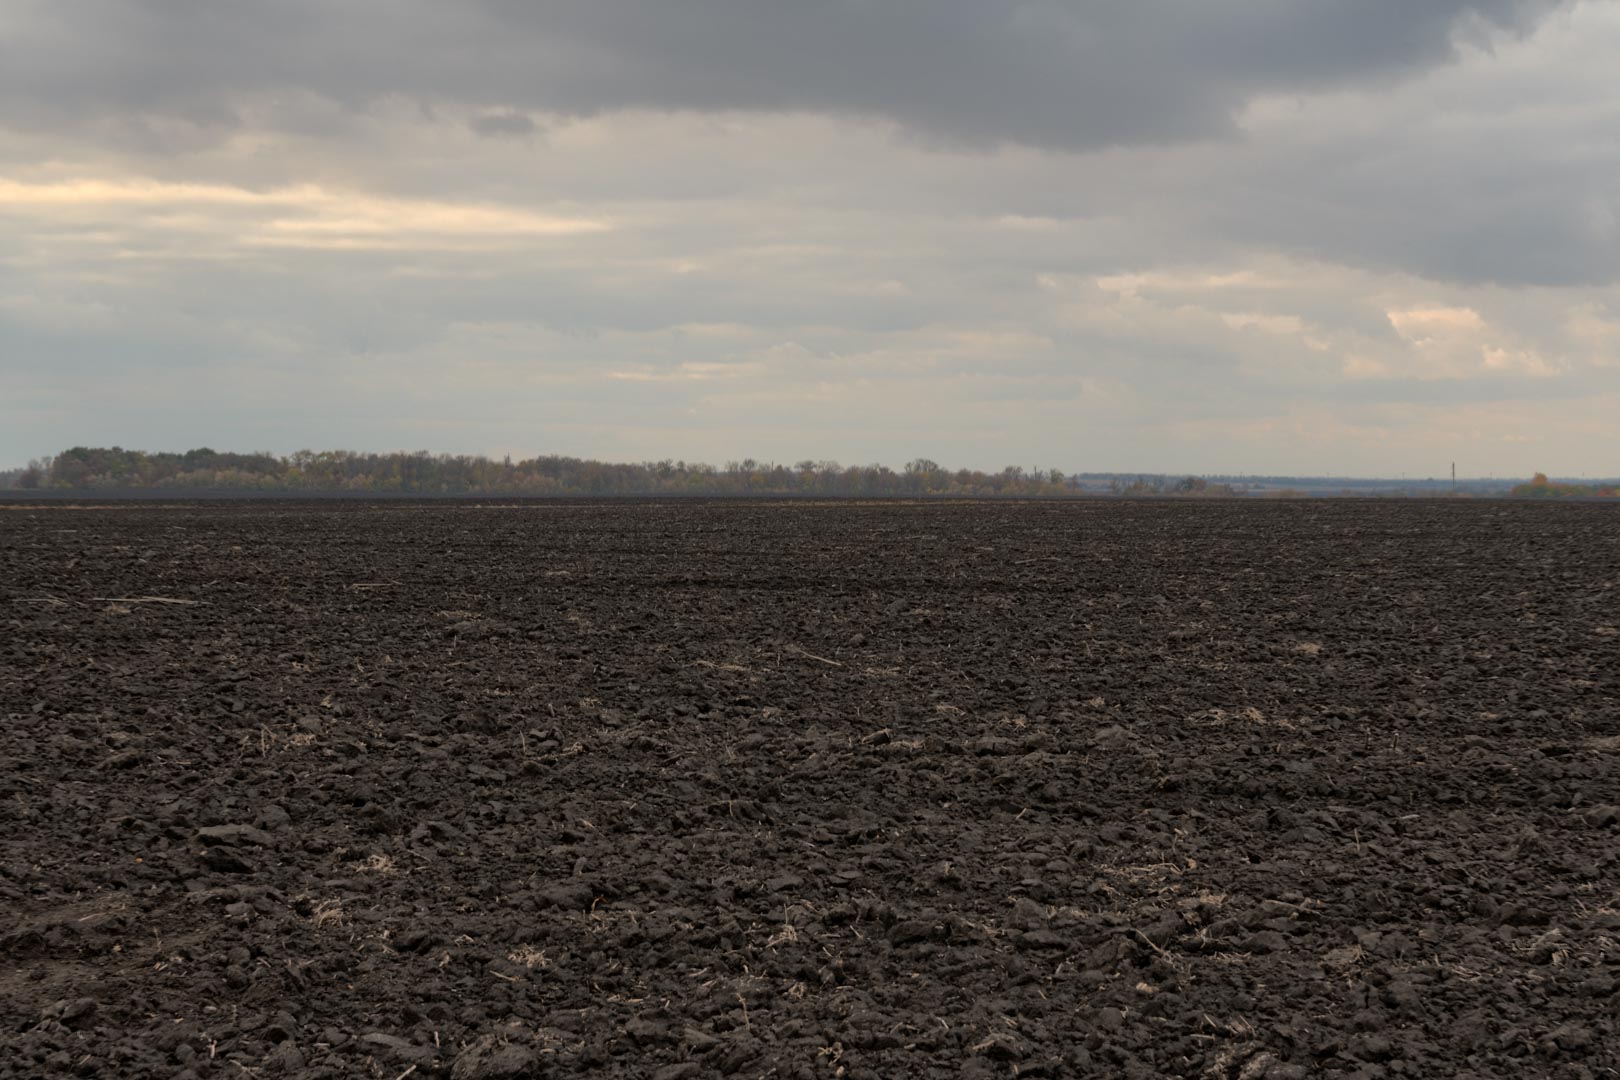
[0,458,52,490]
[1511,473,1620,499]
[6,447,1249,498]
[1106,475,1237,497]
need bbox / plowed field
[2,499,1617,1078]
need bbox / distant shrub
[1510,472,1619,499]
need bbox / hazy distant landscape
[3,447,1611,499]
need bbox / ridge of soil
[2,500,1616,1078]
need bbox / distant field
[2,500,1617,1077]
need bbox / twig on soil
[393,1066,418,1080]
[12,596,73,606]
[89,596,202,605]
[693,659,754,673]
[1128,927,1173,958]
[350,581,403,589]
[785,645,844,668]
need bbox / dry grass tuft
[241,723,320,755]
[506,945,551,969]
[1186,707,1298,730]
[310,899,345,928]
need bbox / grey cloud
[469,110,537,138]
[0,1,1566,150]
[6,2,1600,290]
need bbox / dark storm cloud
[0,0,1565,149]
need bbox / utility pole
[1451,462,1456,495]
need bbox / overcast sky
[2,1,1616,476]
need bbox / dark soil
[2,499,1617,1079]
